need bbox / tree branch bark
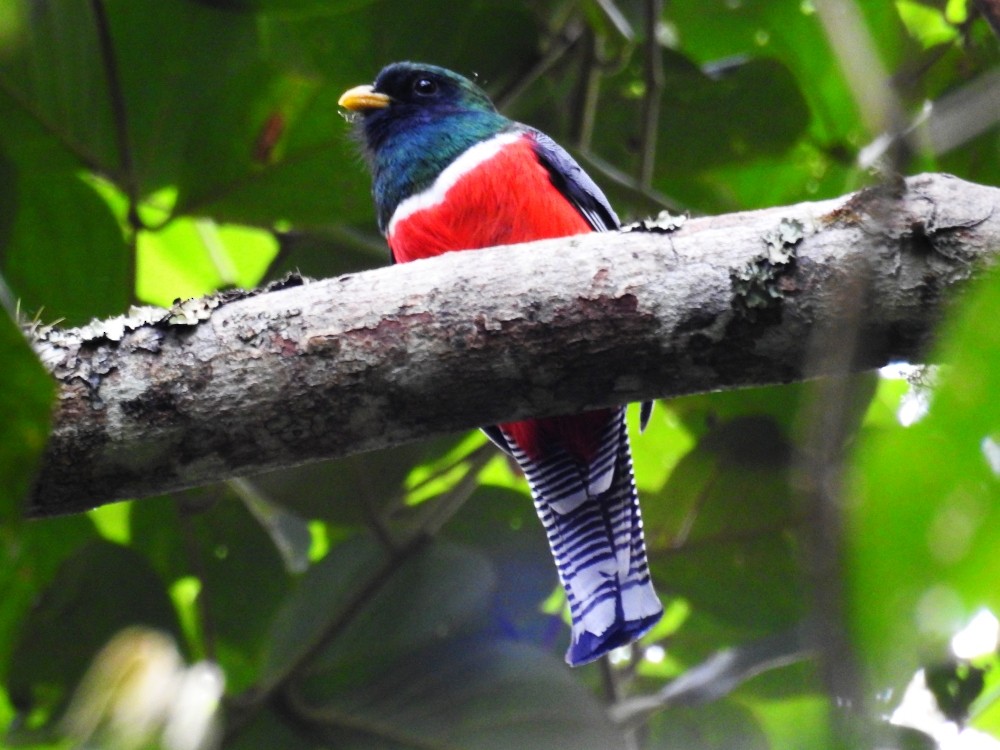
[27,173,1000,516]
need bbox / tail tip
[565,609,663,667]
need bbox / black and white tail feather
[486,407,662,666]
[494,132,661,664]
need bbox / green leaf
[281,533,629,749]
[0,0,118,172]
[259,534,386,691]
[1,166,128,324]
[104,0,263,198]
[646,415,804,633]
[628,400,695,496]
[848,265,1000,690]
[227,706,309,750]
[0,514,97,683]
[5,540,181,721]
[188,1,544,227]
[668,383,808,438]
[619,0,916,213]
[264,538,494,691]
[0,311,53,521]
[130,492,290,691]
[189,0,380,14]
[658,56,812,173]
[590,51,812,213]
[940,126,1000,198]
[742,691,836,750]
[136,219,278,306]
[301,638,629,750]
[641,379,877,637]
[265,225,387,282]
[445,485,558,650]
[248,434,468,527]
[896,0,960,49]
[174,79,376,227]
[645,698,769,750]
[971,652,1000,737]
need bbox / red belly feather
[387,136,592,262]
[499,409,614,463]
[387,134,606,464]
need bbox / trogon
[339,62,663,666]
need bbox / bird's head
[339,62,496,123]
[339,62,509,229]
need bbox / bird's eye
[413,78,438,97]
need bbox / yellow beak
[338,84,391,112]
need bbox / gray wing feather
[527,129,620,233]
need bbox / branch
[610,625,810,726]
[27,173,1000,516]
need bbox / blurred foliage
[1,0,1000,748]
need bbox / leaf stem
[638,0,664,189]
[493,18,586,111]
[89,0,137,209]
[89,0,140,303]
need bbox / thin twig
[638,0,664,188]
[404,458,488,538]
[89,0,137,204]
[594,0,636,40]
[574,32,602,151]
[493,18,587,110]
[652,517,806,559]
[343,457,399,553]
[177,498,219,663]
[574,148,683,214]
[224,531,432,741]
[611,625,811,726]
[224,446,496,740]
[599,658,641,750]
[0,76,103,172]
[89,0,139,301]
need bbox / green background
[2,0,1000,747]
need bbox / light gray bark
[27,173,1000,516]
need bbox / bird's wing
[528,128,653,424]
[527,129,621,233]
[480,424,513,455]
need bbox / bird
[339,62,662,666]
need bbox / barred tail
[502,408,663,666]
